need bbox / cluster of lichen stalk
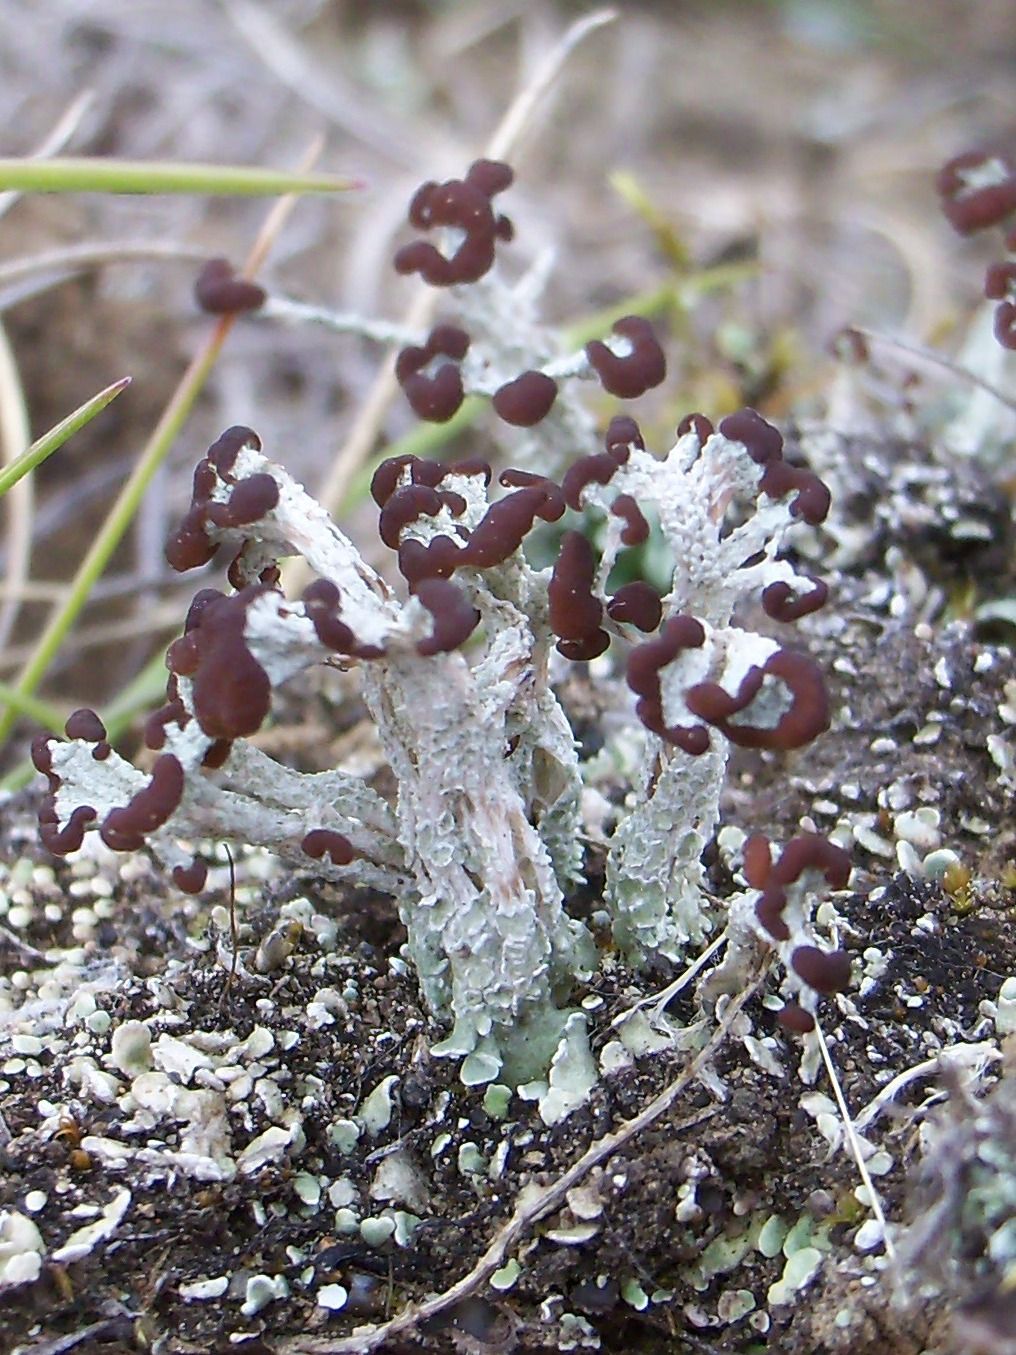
[34,160,853,1089]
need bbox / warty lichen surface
[34,160,850,1088]
[35,408,843,1086]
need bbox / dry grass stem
[0,242,211,310]
[815,1019,896,1262]
[282,6,617,599]
[0,603,185,673]
[224,0,425,168]
[0,319,32,653]
[0,139,324,750]
[855,325,1016,415]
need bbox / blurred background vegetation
[0,0,1012,770]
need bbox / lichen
[32,163,844,1093]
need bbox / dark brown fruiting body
[607,582,662,632]
[194,258,266,315]
[585,316,666,398]
[937,150,1016,234]
[415,578,480,656]
[748,833,851,945]
[491,371,558,427]
[685,648,829,751]
[610,494,650,546]
[302,829,355,865]
[394,160,514,287]
[100,754,185,851]
[627,616,711,755]
[548,532,607,661]
[395,325,471,422]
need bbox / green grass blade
[0,377,131,500]
[0,334,232,754]
[0,681,65,735]
[0,157,362,197]
[101,650,174,735]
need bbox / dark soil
[1,424,1015,1354]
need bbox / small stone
[854,1219,884,1252]
[179,1275,230,1300]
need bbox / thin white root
[815,1019,896,1261]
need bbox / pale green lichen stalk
[34,160,838,1093]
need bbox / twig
[0,920,49,964]
[219,844,240,1006]
[281,7,617,598]
[484,9,617,163]
[0,93,100,652]
[279,971,762,1354]
[610,930,727,1029]
[11,1316,135,1355]
[0,580,81,603]
[0,678,65,733]
[223,0,422,168]
[0,602,186,672]
[258,295,422,346]
[854,1041,1001,1133]
[0,573,201,607]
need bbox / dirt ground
[1,3,1015,1353]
